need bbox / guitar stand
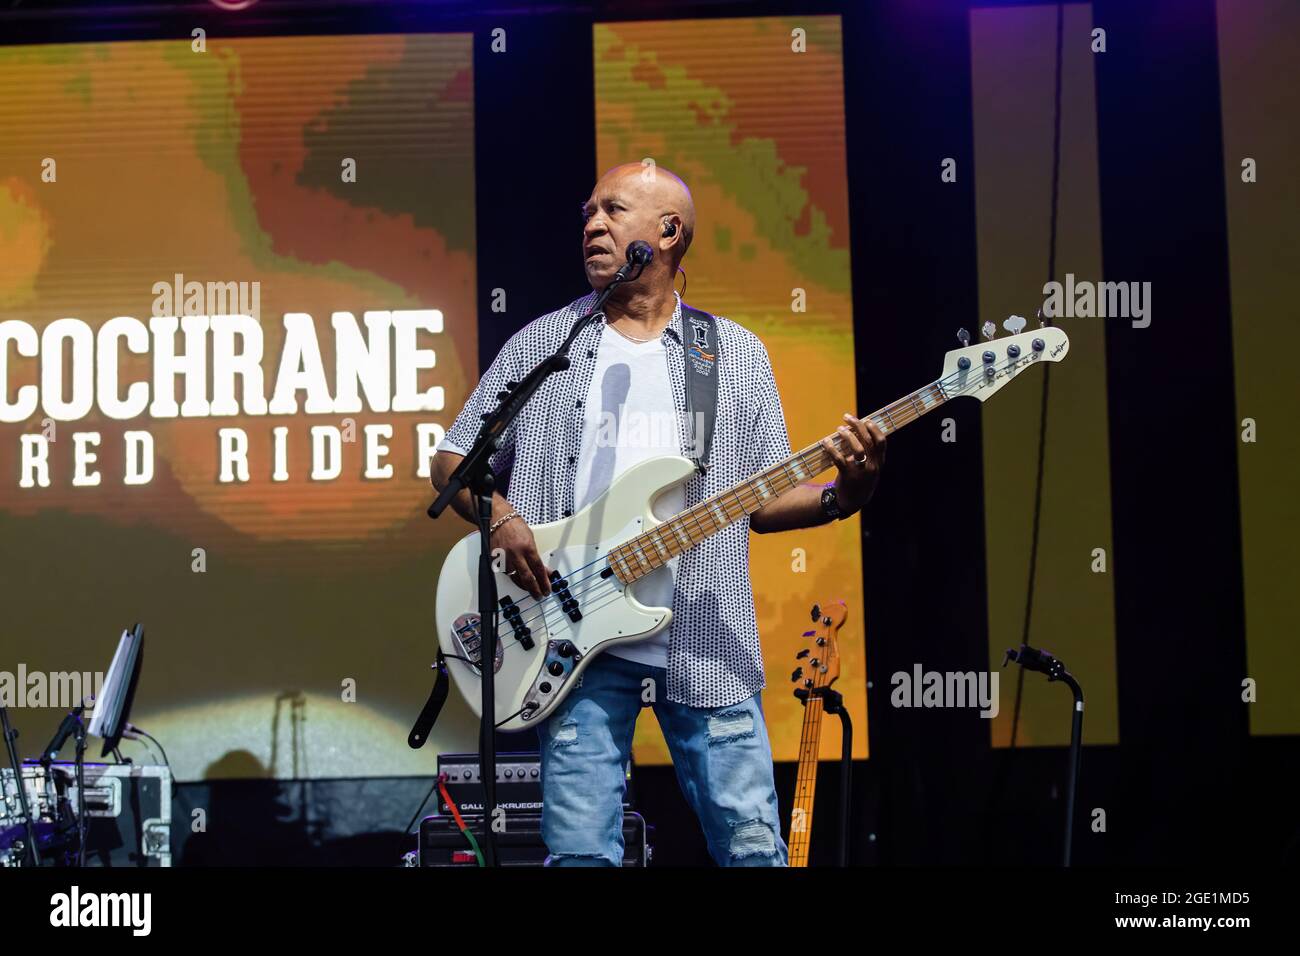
[796,686,853,867]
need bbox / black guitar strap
[680,304,719,475]
[407,650,449,749]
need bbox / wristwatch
[820,484,846,521]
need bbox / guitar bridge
[451,613,503,674]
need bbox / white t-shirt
[573,323,685,669]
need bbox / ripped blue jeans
[539,652,788,867]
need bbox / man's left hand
[821,413,886,515]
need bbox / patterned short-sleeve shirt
[437,291,793,709]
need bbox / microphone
[612,240,654,282]
[626,239,654,264]
[1003,643,1068,682]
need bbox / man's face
[580,173,655,287]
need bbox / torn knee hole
[551,718,579,747]
[706,708,755,745]
[728,818,778,860]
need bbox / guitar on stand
[788,600,849,867]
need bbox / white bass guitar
[435,325,1069,730]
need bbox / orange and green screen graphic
[594,16,866,764]
[0,35,479,779]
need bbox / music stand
[88,623,144,759]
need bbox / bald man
[431,163,884,867]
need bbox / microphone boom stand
[1002,643,1084,867]
[428,257,646,866]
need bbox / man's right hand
[429,451,551,597]
[493,516,552,599]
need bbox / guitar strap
[679,304,719,475]
[407,650,449,749]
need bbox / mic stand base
[1062,676,1083,868]
[1003,644,1084,867]
[426,269,644,867]
[75,718,87,867]
[474,479,499,867]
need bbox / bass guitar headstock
[942,322,1069,404]
[792,600,846,702]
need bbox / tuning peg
[810,604,820,622]
[1036,307,1048,329]
[1003,314,1027,334]
[956,328,971,348]
[981,320,997,341]
[796,648,810,660]
[791,667,803,682]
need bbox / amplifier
[437,752,541,815]
[436,751,635,815]
[419,811,649,867]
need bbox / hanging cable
[1008,0,1065,751]
[438,774,485,866]
[984,0,1065,855]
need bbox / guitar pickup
[496,596,535,650]
[549,571,583,623]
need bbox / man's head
[580,162,696,290]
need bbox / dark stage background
[0,0,1294,868]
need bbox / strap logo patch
[688,318,715,366]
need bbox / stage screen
[594,15,868,764]
[1,20,866,780]
[1217,0,1300,735]
[970,3,1119,747]
[0,34,480,779]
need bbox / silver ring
[506,569,517,576]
